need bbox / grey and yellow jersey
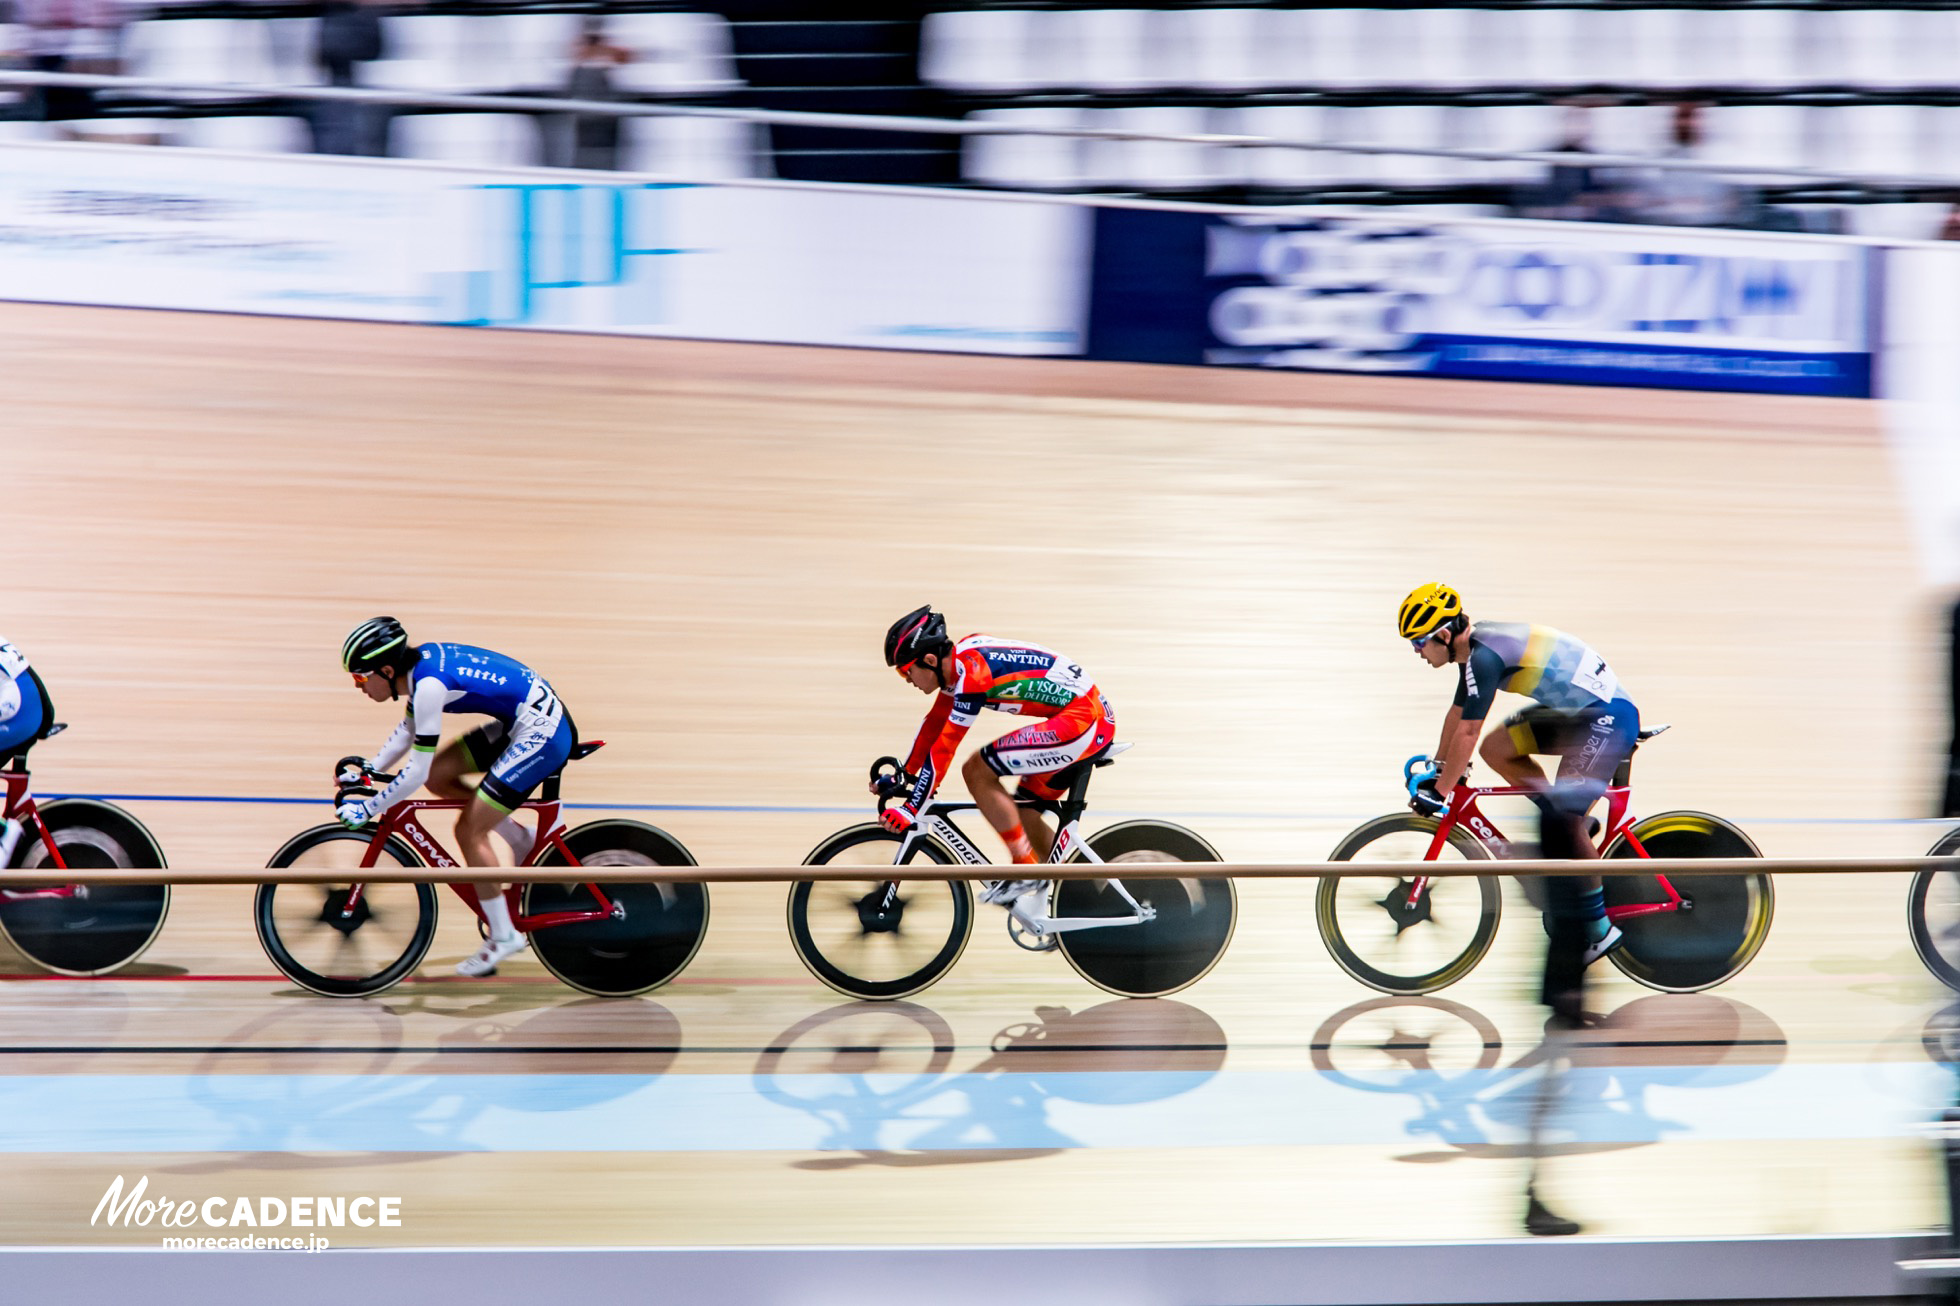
[1453,621,1629,722]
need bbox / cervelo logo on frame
[92,1174,403,1250]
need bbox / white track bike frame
[891,796,1156,946]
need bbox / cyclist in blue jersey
[338,617,576,977]
[0,636,57,869]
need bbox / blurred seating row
[0,109,768,175]
[0,10,738,97]
[924,6,1960,94]
[964,101,1960,191]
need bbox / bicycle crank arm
[0,886,80,901]
[1010,899,1157,936]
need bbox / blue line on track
[0,1061,1945,1154]
[38,793,1960,826]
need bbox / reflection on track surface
[0,994,1942,1155]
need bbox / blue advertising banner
[1085,207,1873,397]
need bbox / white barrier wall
[0,144,1090,355]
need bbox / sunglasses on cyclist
[1410,630,1447,652]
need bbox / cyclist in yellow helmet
[1399,583,1641,968]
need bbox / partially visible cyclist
[877,606,1115,911]
[0,635,57,868]
[338,617,576,977]
[1398,583,1641,970]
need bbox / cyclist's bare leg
[426,738,478,802]
[428,740,532,866]
[1480,728,1547,788]
[1019,806,1055,860]
[961,752,1021,838]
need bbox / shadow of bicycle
[753,997,1227,1169]
[154,997,682,1171]
[1310,992,1787,1164]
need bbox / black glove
[1409,778,1447,818]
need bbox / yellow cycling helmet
[1397,583,1463,641]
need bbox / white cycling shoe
[0,818,20,869]
[456,934,528,977]
[978,879,1048,907]
[1581,923,1624,968]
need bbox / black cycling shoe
[1524,1188,1582,1237]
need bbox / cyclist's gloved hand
[334,754,369,787]
[870,769,910,800]
[335,794,376,831]
[879,804,918,835]
[1409,778,1447,818]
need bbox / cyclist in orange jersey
[879,606,1115,907]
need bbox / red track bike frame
[340,794,619,933]
[0,765,83,899]
[1415,780,1683,923]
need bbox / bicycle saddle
[1636,724,1670,742]
[569,739,605,761]
[1093,741,1134,768]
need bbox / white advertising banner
[0,143,1090,355]
[0,144,445,320]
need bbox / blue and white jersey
[360,641,568,820]
[409,643,557,725]
[0,638,29,727]
[0,637,46,755]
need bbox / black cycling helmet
[884,605,950,668]
[342,616,410,676]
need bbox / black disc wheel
[1602,812,1771,992]
[0,799,169,975]
[790,824,971,1001]
[1057,820,1234,998]
[526,819,707,997]
[1910,827,1960,991]
[1319,814,1499,995]
[257,825,435,997]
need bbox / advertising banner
[0,144,1090,356]
[1085,207,1874,397]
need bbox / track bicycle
[257,741,706,998]
[1321,725,1772,995]
[789,746,1236,1000]
[0,724,170,975]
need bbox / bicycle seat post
[1055,761,1096,832]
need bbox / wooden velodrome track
[0,299,1951,1248]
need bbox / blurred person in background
[1514,101,1629,224]
[1627,102,1745,229]
[1944,594,1960,817]
[10,0,124,122]
[564,18,630,171]
[313,0,386,155]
